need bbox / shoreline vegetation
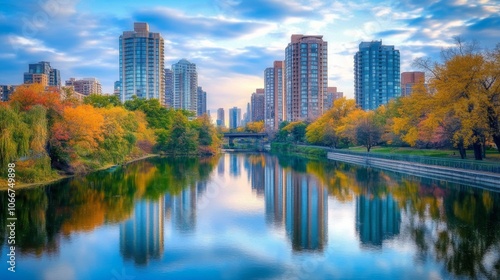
[0,85,222,188]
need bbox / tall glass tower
[285,35,328,121]
[354,41,401,110]
[172,59,198,114]
[119,22,165,103]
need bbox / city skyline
[0,0,499,116]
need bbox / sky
[1,0,499,118]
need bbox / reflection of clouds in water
[44,263,75,280]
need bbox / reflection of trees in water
[304,157,500,279]
[0,156,217,257]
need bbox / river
[1,153,499,279]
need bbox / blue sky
[1,0,499,116]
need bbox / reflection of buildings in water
[264,160,284,225]
[196,181,207,196]
[229,154,240,177]
[120,198,164,265]
[355,194,401,247]
[264,160,328,251]
[250,160,265,197]
[172,186,197,232]
[217,155,225,176]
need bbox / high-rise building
[401,71,425,96]
[251,88,265,122]
[65,78,102,96]
[23,61,60,87]
[119,22,165,103]
[164,68,173,107]
[324,87,344,111]
[217,108,225,127]
[229,107,241,129]
[197,86,207,116]
[264,61,286,130]
[285,34,328,121]
[172,59,198,114]
[354,41,401,110]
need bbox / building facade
[229,107,241,129]
[119,22,165,103]
[401,71,425,96]
[65,78,102,96]
[0,85,15,102]
[251,88,265,122]
[197,86,207,116]
[164,68,173,107]
[114,81,121,97]
[23,61,60,87]
[172,59,198,114]
[324,86,344,111]
[264,61,286,130]
[285,34,328,121]
[354,41,401,110]
[217,108,225,127]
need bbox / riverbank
[0,154,159,191]
[327,151,500,190]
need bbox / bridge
[222,132,267,146]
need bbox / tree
[414,38,500,160]
[355,112,383,152]
[84,94,121,108]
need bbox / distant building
[217,108,225,127]
[23,61,60,87]
[401,72,425,96]
[114,81,121,97]
[65,78,102,96]
[164,68,173,107]
[229,107,241,129]
[285,34,328,121]
[354,41,401,110]
[264,61,286,130]
[119,22,165,103]
[172,59,198,114]
[324,87,343,111]
[197,86,207,116]
[251,88,265,122]
[0,85,15,101]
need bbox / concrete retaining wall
[327,152,500,190]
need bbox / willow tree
[0,106,31,170]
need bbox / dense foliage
[0,87,221,182]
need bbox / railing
[328,149,500,174]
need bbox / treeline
[273,41,500,160]
[0,84,221,182]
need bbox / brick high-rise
[285,34,328,121]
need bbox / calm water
[1,153,499,279]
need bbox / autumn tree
[415,38,497,160]
[355,111,383,152]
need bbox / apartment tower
[285,34,328,121]
[354,41,400,110]
[264,61,286,130]
[119,22,165,103]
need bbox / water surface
[1,154,499,279]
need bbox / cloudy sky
[1,0,499,117]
